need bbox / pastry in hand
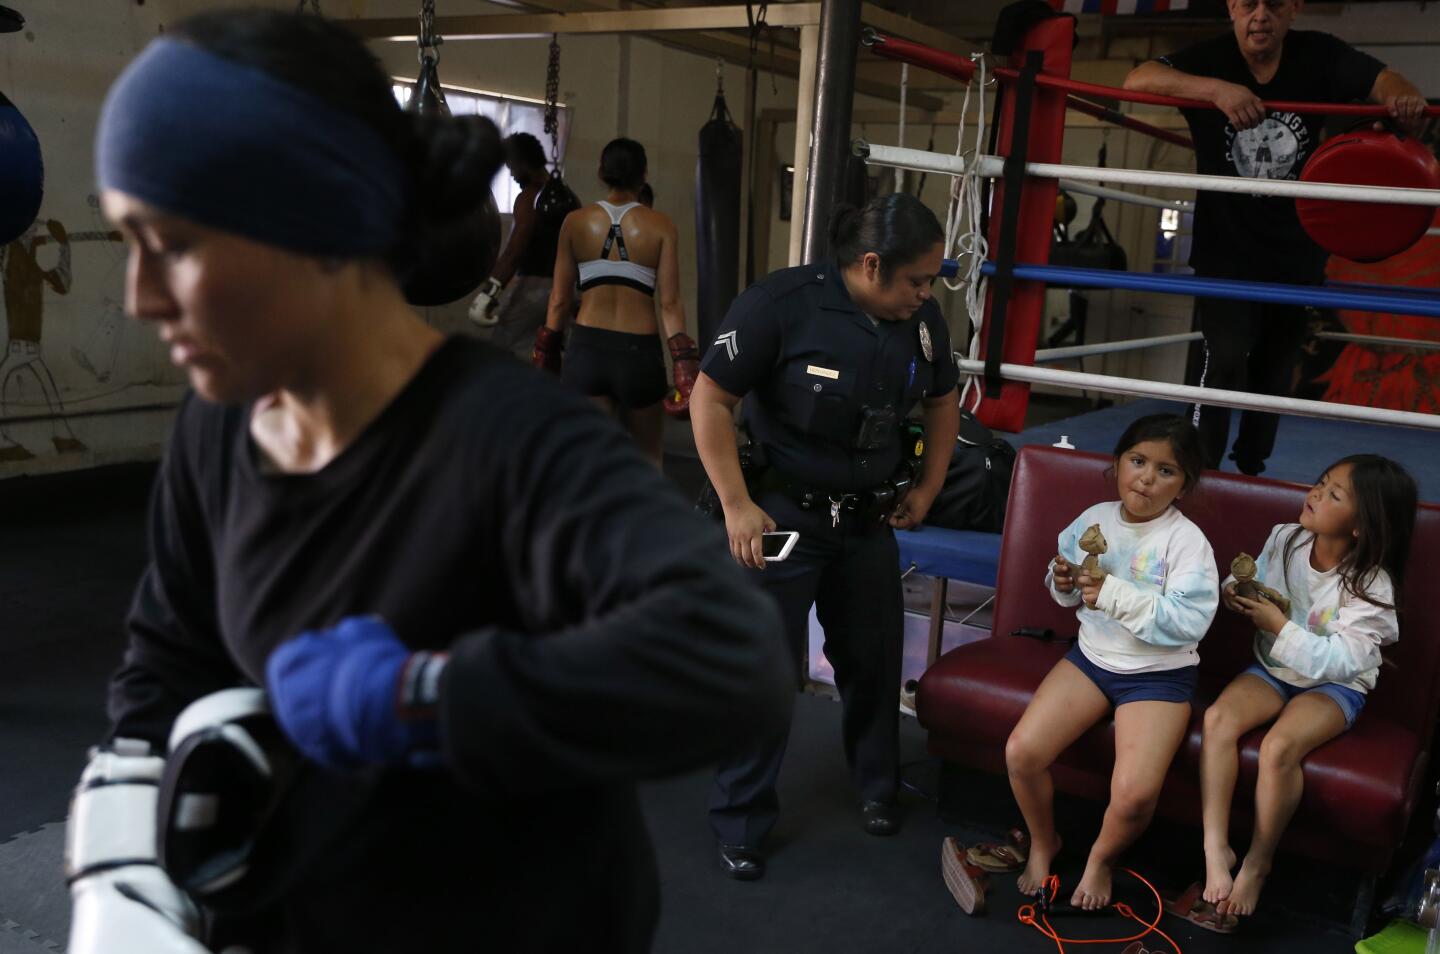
[1078,523,1108,584]
[1230,552,1292,615]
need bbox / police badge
[918,320,934,362]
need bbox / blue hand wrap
[265,617,445,769]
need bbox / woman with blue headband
[65,10,789,954]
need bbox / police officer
[691,193,961,880]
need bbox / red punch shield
[1296,130,1440,264]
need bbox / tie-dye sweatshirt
[1046,502,1219,674]
[1222,523,1397,694]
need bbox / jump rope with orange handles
[1017,869,1183,954]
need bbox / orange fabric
[1319,212,1440,413]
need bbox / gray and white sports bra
[576,201,657,296]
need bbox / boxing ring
[855,24,1440,436]
[848,19,1440,674]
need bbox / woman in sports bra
[534,138,698,467]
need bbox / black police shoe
[861,800,902,836]
[717,843,765,881]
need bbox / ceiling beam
[635,29,945,110]
[347,0,963,109]
[857,4,979,55]
[347,4,821,41]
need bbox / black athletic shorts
[563,324,668,408]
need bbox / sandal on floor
[1120,944,1154,954]
[1161,882,1239,935]
[965,828,1030,873]
[941,837,989,916]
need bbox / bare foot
[1217,855,1270,917]
[1202,842,1237,904]
[1071,857,1114,910]
[1016,835,1061,896]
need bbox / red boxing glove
[662,332,700,419]
[532,326,563,375]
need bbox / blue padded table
[896,526,1002,666]
[896,526,1002,587]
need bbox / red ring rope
[870,32,1440,120]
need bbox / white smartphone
[762,530,799,562]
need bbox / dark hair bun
[828,203,859,247]
[411,114,503,225]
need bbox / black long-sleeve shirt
[107,336,791,953]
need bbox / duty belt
[758,470,910,528]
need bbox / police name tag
[806,365,840,380]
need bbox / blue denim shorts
[1242,663,1366,729]
[1063,643,1198,707]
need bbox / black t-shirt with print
[1160,31,1384,282]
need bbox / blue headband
[96,38,409,257]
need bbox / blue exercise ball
[0,90,44,246]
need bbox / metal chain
[295,0,322,13]
[544,33,562,168]
[745,2,778,95]
[419,0,440,64]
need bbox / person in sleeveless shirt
[534,138,698,467]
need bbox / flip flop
[1120,944,1154,954]
[941,837,989,916]
[1161,882,1239,935]
[965,828,1030,873]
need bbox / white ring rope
[942,54,989,414]
[862,143,1440,207]
[1034,331,1201,363]
[1314,331,1440,352]
[955,359,1440,431]
[1058,179,1193,213]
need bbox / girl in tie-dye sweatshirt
[1200,455,1417,921]
[1006,415,1219,911]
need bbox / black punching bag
[695,92,742,349]
[535,174,581,228]
[402,54,503,307]
[0,90,43,246]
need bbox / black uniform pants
[708,490,903,849]
[1192,292,1310,475]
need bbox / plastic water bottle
[1053,435,1076,450]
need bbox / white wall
[0,1,195,478]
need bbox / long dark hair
[1281,454,1418,609]
[168,9,500,273]
[1111,413,1204,493]
[829,193,944,280]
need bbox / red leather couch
[916,445,1440,923]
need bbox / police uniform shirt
[700,263,959,493]
[106,337,790,953]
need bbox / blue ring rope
[948,260,1440,318]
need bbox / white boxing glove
[468,276,504,326]
[66,739,212,954]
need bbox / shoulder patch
[714,329,740,361]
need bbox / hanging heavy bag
[1047,201,1126,272]
[0,90,43,246]
[695,91,742,349]
[535,173,581,227]
[401,53,503,306]
[926,410,1017,534]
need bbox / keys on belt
[762,471,904,527]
